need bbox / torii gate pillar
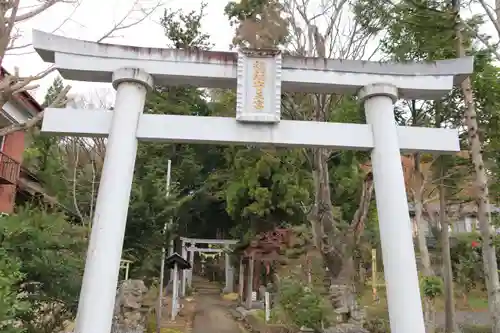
[360,83,423,332]
[74,68,153,333]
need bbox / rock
[111,280,149,333]
[326,284,367,333]
[235,306,248,317]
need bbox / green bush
[450,233,483,291]
[448,233,500,293]
[363,317,390,333]
[0,249,30,333]
[276,277,331,331]
[0,206,87,333]
[420,276,444,299]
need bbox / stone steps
[193,284,221,294]
[191,276,222,295]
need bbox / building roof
[0,69,80,220]
[17,167,82,222]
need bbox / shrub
[0,206,87,333]
[0,249,30,333]
[276,277,331,331]
[450,233,488,295]
[363,318,390,333]
[420,276,444,299]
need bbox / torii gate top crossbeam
[32,30,473,100]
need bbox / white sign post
[164,253,191,321]
[264,291,271,323]
[119,259,132,280]
[157,159,172,331]
[171,262,179,321]
[32,30,473,333]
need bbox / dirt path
[436,311,491,327]
[192,295,246,333]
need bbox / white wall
[2,100,31,124]
[412,215,480,237]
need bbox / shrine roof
[233,228,291,258]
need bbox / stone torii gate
[32,30,472,333]
[179,237,238,296]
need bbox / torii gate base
[32,30,472,333]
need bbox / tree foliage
[0,207,86,333]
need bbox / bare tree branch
[0,65,57,108]
[0,84,71,137]
[96,0,163,43]
[476,0,500,38]
[459,17,500,61]
[0,0,21,62]
[12,0,72,22]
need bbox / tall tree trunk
[310,147,342,278]
[439,161,458,333]
[310,147,348,321]
[435,100,459,333]
[414,161,434,276]
[305,22,373,328]
[309,155,373,327]
[454,3,500,331]
[410,100,436,332]
[413,154,436,333]
[410,102,433,277]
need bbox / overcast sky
[5,0,497,104]
[5,0,233,102]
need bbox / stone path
[192,296,246,333]
[191,277,246,333]
[188,276,493,332]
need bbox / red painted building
[0,70,43,213]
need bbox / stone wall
[324,284,369,333]
[111,280,149,333]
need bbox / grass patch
[222,292,239,301]
[460,325,491,333]
[463,291,489,311]
[360,285,488,316]
[252,309,266,322]
[250,308,287,326]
